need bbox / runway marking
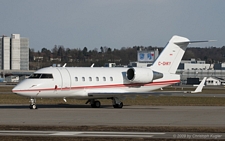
[51,132,82,136]
[0,130,224,139]
[51,131,165,137]
[0,130,163,138]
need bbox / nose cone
[12,84,23,94]
[12,79,44,97]
[12,80,32,96]
[12,85,20,93]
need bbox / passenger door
[56,67,71,90]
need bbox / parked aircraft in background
[12,35,209,109]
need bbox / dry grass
[1,125,225,132]
[1,85,225,106]
[0,93,225,106]
[0,85,14,92]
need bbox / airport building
[0,34,29,70]
[129,49,159,67]
[0,36,10,70]
[127,50,225,85]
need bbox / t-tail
[150,35,211,74]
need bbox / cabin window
[89,77,92,81]
[82,77,85,81]
[103,77,106,81]
[96,77,99,81]
[75,77,78,81]
[110,77,113,81]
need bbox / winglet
[191,77,207,93]
[91,63,95,68]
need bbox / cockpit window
[41,74,53,78]
[29,73,53,79]
[29,74,42,78]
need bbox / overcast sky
[0,0,224,51]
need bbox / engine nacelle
[126,67,163,83]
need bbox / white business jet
[12,35,209,109]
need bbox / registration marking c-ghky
[158,61,171,66]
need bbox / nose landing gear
[29,98,37,109]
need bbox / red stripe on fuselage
[12,80,180,93]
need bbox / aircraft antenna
[62,63,67,67]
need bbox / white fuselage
[12,67,180,99]
[11,35,209,109]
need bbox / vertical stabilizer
[150,35,190,74]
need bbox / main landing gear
[113,102,123,108]
[86,99,101,108]
[112,97,123,108]
[29,98,37,109]
[91,100,101,108]
[86,98,124,108]
[29,98,124,109]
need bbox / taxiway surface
[0,105,224,127]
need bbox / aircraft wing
[88,90,197,98]
[88,77,207,98]
[88,91,179,98]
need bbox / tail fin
[150,35,189,74]
[150,35,211,74]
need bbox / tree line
[29,45,225,70]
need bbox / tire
[118,102,123,108]
[91,101,101,108]
[32,105,37,109]
[91,104,96,108]
[113,102,123,108]
[113,104,118,108]
[94,101,101,108]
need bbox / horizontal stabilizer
[174,40,216,45]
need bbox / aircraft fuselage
[12,67,180,99]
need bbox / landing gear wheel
[91,100,101,108]
[32,104,37,109]
[29,104,37,109]
[113,102,123,108]
[29,98,37,109]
